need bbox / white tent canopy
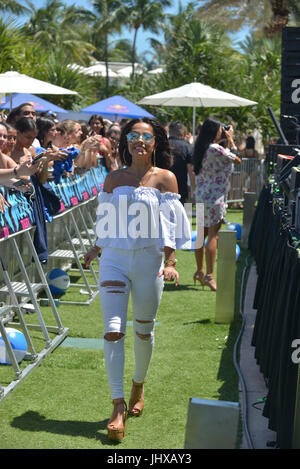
[148,67,165,75]
[68,62,144,79]
[81,64,118,78]
[138,82,257,135]
[116,65,144,78]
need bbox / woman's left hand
[81,135,102,152]
[45,149,69,162]
[158,266,179,284]
[83,245,101,267]
[224,126,236,148]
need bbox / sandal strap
[132,379,146,386]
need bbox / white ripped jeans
[99,246,164,399]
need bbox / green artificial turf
[0,209,248,449]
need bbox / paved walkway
[239,262,277,449]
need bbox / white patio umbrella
[0,71,77,110]
[138,82,257,135]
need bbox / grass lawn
[0,209,247,449]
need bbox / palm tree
[23,1,95,62]
[109,38,133,62]
[147,1,196,67]
[0,18,28,73]
[0,0,29,14]
[161,4,235,86]
[36,48,97,109]
[196,0,300,37]
[123,0,172,78]
[89,0,127,91]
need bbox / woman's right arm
[0,159,39,183]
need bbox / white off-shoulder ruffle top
[95,185,191,250]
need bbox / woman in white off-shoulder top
[84,118,191,441]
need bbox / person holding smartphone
[192,117,241,291]
[10,118,69,184]
[0,121,38,186]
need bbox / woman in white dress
[84,117,191,441]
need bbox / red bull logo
[106,104,129,114]
[28,101,46,110]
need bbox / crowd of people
[0,102,260,442]
[0,105,130,215]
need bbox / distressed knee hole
[100,280,126,294]
[136,331,151,341]
[104,332,124,341]
[100,280,126,287]
[135,319,154,340]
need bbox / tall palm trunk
[131,26,139,79]
[104,32,109,92]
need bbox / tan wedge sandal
[107,398,127,441]
[129,380,145,417]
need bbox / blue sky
[16,0,248,58]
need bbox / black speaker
[290,166,300,192]
[280,27,300,144]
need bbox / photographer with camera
[192,117,240,291]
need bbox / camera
[218,124,230,148]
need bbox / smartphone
[32,152,47,164]
[13,179,30,187]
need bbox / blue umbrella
[80,95,155,119]
[0,93,68,113]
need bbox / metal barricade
[0,227,69,402]
[227,158,265,203]
[47,199,99,305]
[0,168,105,401]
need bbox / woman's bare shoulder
[103,168,129,192]
[0,152,16,169]
[156,168,178,193]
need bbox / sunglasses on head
[126,131,155,144]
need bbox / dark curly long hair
[119,118,173,169]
